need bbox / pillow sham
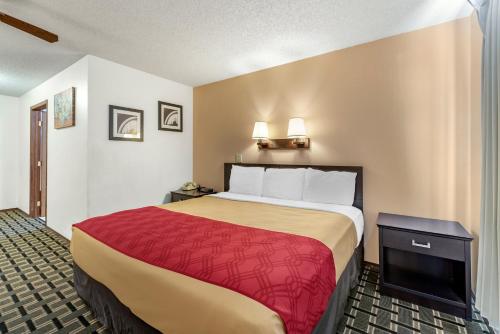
[303,168,357,206]
[229,165,265,196]
[262,168,306,201]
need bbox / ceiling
[0,0,473,97]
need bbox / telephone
[181,181,199,191]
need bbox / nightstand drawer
[382,229,465,261]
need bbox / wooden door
[30,101,48,218]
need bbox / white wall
[18,57,89,238]
[87,56,193,216]
[0,95,20,209]
[15,55,192,238]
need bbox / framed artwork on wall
[54,87,75,129]
[158,101,183,132]
[109,105,144,142]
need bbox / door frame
[29,100,48,218]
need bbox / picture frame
[158,101,183,132]
[54,87,76,129]
[109,105,144,142]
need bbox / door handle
[412,240,431,249]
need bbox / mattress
[211,192,364,246]
[71,195,359,334]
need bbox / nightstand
[170,189,216,202]
[377,212,473,320]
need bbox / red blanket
[74,206,336,334]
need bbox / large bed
[71,163,364,334]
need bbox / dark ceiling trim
[0,11,58,43]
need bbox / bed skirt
[73,243,362,334]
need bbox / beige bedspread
[71,196,357,334]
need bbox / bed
[71,163,364,334]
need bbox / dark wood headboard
[223,163,363,211]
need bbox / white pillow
[303,168,357,205]
[262,168,306,201]
[229,165,265,196]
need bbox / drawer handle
[412,240,431,249]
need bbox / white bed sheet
[210,192,364,246]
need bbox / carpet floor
[0,209,493,334]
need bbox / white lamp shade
[252,121,269,139]
[287,118,307,138]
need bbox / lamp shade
[287,118,307,138]
[252,121,269,139]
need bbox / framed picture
[109,105,144,142]
[54,87,75,129]
[158,101,183,132]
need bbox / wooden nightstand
[170,189,216,203]
[377,213,473,320]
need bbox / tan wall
[194,16,482,286]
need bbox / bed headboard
[223,163,363,211]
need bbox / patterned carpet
[0,209,494,334]
[0,209,107,334]
[336,266,493,334]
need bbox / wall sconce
[252,118,310,150]
[252,121,269,149]
[287,117,307,147]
